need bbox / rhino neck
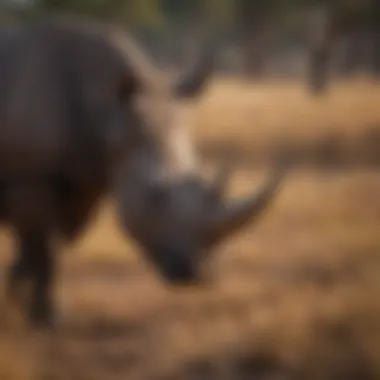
[148,116,200,186]
[122,123,198,188]
[160,123,198,180]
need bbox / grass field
[1,79,380,380]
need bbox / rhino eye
[118,77,137,103]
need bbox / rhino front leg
[7,248,32,305]
[25,234,54,327]
[7,184,57,328]
[7,233,54,327]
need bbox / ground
[1,78,380,380]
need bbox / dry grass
[1,79,380,379]
[195,78,380,144]
[194,78,380,167]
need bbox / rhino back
[0,22,109,187]
[0,25,68,174]
[0,26,25,121]
[0,22,112,232]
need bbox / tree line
[1,0,379,83]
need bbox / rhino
[0,15,287,328]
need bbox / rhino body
[0,16,286,328]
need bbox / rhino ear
[172,43,215,99]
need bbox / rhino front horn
[205,161,287,247]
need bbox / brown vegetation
[1,79,380,380]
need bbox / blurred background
[1,1,380,380]
[1,0,380,82]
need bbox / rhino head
[83,25,288,285]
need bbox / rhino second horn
[173,42,215,99]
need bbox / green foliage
[6,0,377,31]
[22,0,315,28]
[32,0,164,27]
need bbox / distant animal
[0,15,287,328]
[308,0,380,94]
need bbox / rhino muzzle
[147,245,202,285]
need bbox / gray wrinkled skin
[0,15,287,328]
